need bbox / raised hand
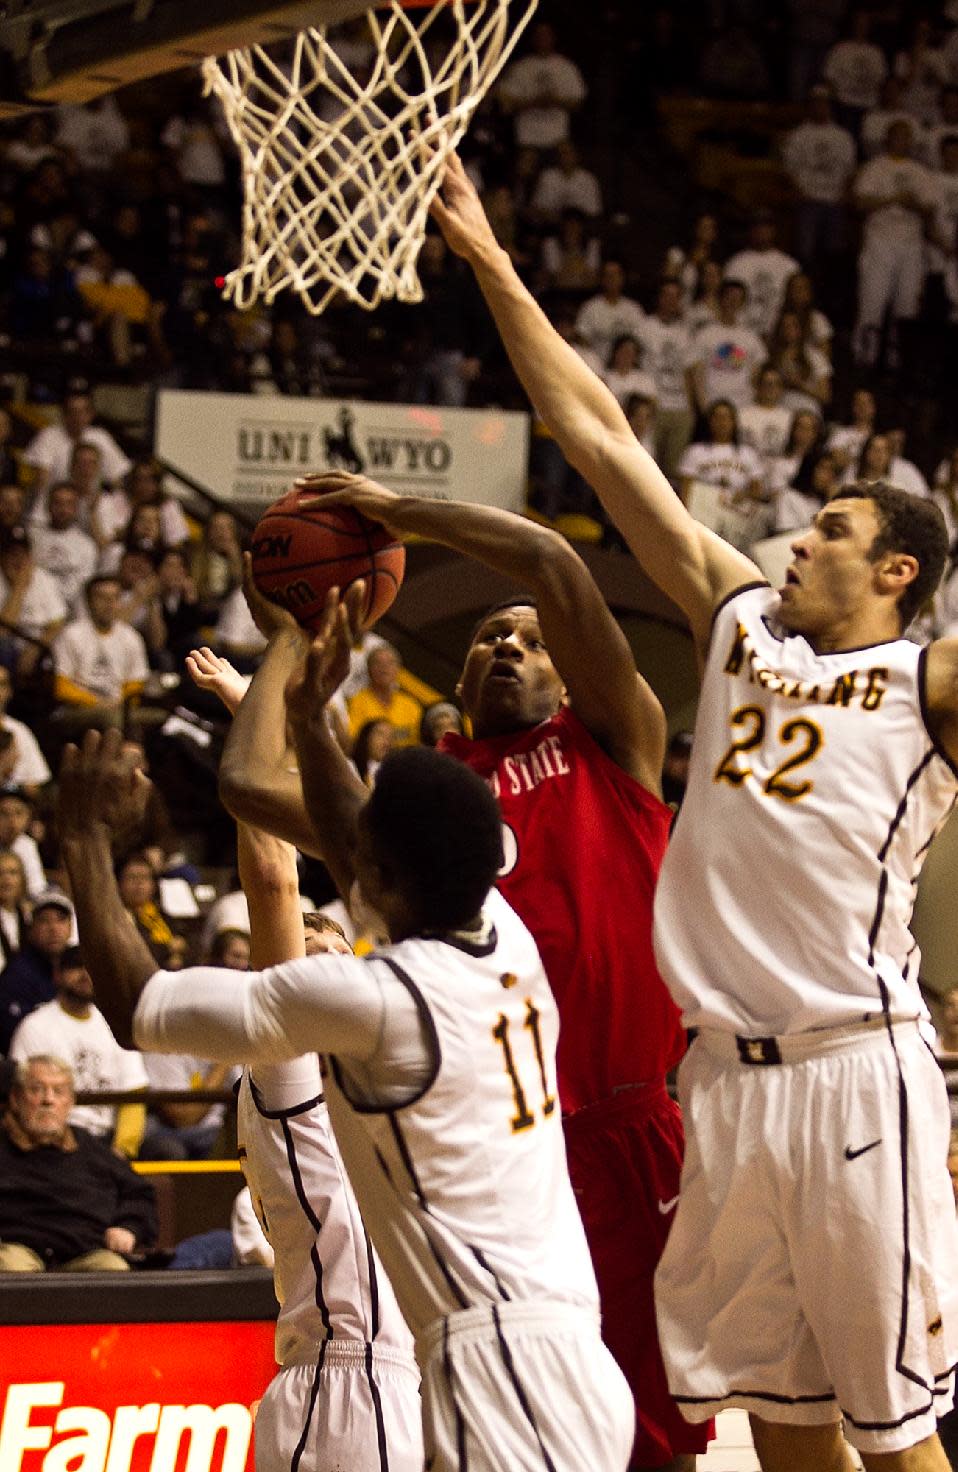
[185,646,250,716]
[57,728,151,843]
[293,471,405,539]
[284,582,366,730]
[241,549,304,642]
[429,150,499,264]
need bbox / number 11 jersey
[654,583,958,1035]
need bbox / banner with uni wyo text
[156,390,530,515]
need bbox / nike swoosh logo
[844,1138,882,1161]
[658,1195,681,1215]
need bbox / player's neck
[806,608,903,654]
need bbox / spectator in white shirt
[678,399,768,550]
[497,21,586,152]
[924,85,958,166]
[0,666,49,797]
[724,212,801,339]
[639,278,696,482]
[94,458,190,552]
[861,73,927,159]
[0,790,45,899]
[0,849,31,963]
[30,483,98,613]
[0,526,68,681]
[664,211,722,307]
[739,363,794,463]
[774,446,842,533]
[844,431,929,498]
[894,17,950,128]
[540,209,601,291]
[827,386,878,472]
[624,393,658,461]
[9,946,148,1157]
[781,270,835,358]
[689,278,766,412]
[767,407,827,500]
[601,336,657,411]
[685,258,724,334]
[530,140,602,224]
[52,574,149,728]
[55,97,129,173]
[781,84,857,267]
[215,586,267,668]
[766,309,832,414]
[23,389,130,499]
[574,260,646,362]
[853,118,936,368]
[823,7,888,133]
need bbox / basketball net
[203,0,537,315]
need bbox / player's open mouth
[488,662,521,682]
[784,568,800,586]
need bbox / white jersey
[236,1053,414,1368]
[654,584,958,1035]
[133,889,599,1344]
[324,891,598,1339]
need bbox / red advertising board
[0,1322,276,1472]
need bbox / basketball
[250,487,405,632]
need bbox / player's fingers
[343,580,367,641]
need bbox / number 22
[715,703,824,801]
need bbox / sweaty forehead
[471,605,542,644]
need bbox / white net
[203,0,537,315]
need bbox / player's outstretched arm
[430,152,758,650]
[302,473,665,788]
[217,556,328,857]
[57,729,159,1048]
[924,637,958,768]
[284,584,369,907]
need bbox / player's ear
[878,551,918,600]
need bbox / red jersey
[442,706,685,1112]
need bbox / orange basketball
[250,488,405,633]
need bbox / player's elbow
[218,762,267,823]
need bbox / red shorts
[564,1082,712,1467]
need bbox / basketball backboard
[0,0,375,112]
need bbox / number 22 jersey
[654,583,958,1035]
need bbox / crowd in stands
[2,0,958,1266]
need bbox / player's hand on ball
[57,728,151,843]
[295,472,405,539]
[185,647,250,716]
[285,583,366,728]
[242,550,305,641]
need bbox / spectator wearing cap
[723,214,801,340]
[0,1055,156,1272]
[9,945,147,1158]
[0,524,68,680]
[29,482,98,614]
[23,388,131,502]
[0,788,45,897]
[52,574,149,731]
[0,891,73,1053]
[0,664,50,797]
[781,85,857,269]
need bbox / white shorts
[417,1300,634,1472]
[654,1021,958,1456]
[254,1340,423,1472]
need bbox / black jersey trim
[469,1244,511,1301]
[290,1339,326,1472]
[364,1341,391,1472]
[248,1073,325,1120]
[675,1389,836,1406]
[492,1305,558,1472]
[708,580,769,640]
[281,1116,333,1339]
[387,1113,469,1310]
[842,1394,943,1433]
[328,956,441,1115]
[362,1220,381,1339]
[443,1316,469,1472]
[918,645,958,778]
[423,925,498,960]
